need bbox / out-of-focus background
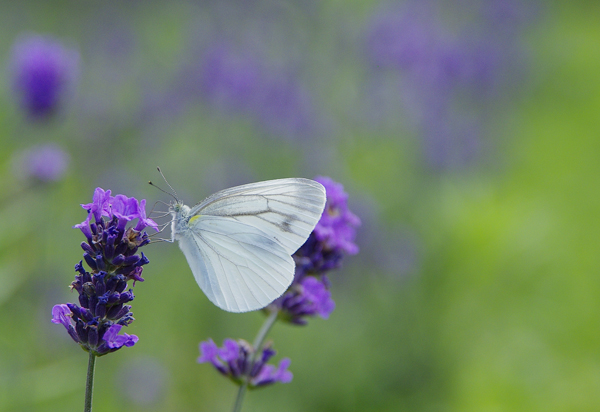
[0,0,599,411]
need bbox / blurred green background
[1,1,599,411]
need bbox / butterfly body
[169,178,326,313]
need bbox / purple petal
[134,199,159,232]
[111,194,140,221]
[251,358,293,386]
[51,304,72,328]
[122,333,139,347]
[218,339,240,363]
[313,176,361,255]
[81,188,112,222]
[251,364,275,386]
[103,324,138,349]
[301,277,335,319]
[197,339,219,364]
[73,213,93,238]
[273,358,293,383]
[198,339,228,375]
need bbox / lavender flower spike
[52,188,154,356]
[292,176,360,279]
[272,176,360,325]
[313,176,361,255]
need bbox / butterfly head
[168,201,190,218]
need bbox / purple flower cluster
[9,33,79,119]
[197,44,316,139]
[198,339,292,388]
[51,188,157,356]
[273,176,360,324]
[364,0,532,169]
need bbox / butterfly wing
[190,178,327,254]
[179,178,326,312]
[179,216,294,312]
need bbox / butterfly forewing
[190,178,326,254]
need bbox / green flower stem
[84,351,96,412]
[232,309,279,412]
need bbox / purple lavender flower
[292,176,360,278]
[366,1,440,71]
[253,73,316,139]
[13,143,70,182]
[272,176,359,324]
[197,338,292,388]
[199,44,261,112]
[52,188,156,356]
[197,44,317,139]
[277,276,335,325]
[364,0,532,169]
[313,176,361,255]
[9,34,79,119]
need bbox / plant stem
[84,351,96,412]
[232,380,247,412]
[252,309,279,352]
[231,310,279,412]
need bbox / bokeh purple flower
[13,143,70,182]
[52,188,156,356]
[197,338,292,388]
[366,1,440,71]
[364,0,532,169]
[192,43,317,139]
[199,45,261,112]
[9,33,79,119]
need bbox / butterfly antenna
[157,167,179,199]
[149,180,178,201]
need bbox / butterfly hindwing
[180,215,294,312]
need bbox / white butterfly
[169,178,326,312]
